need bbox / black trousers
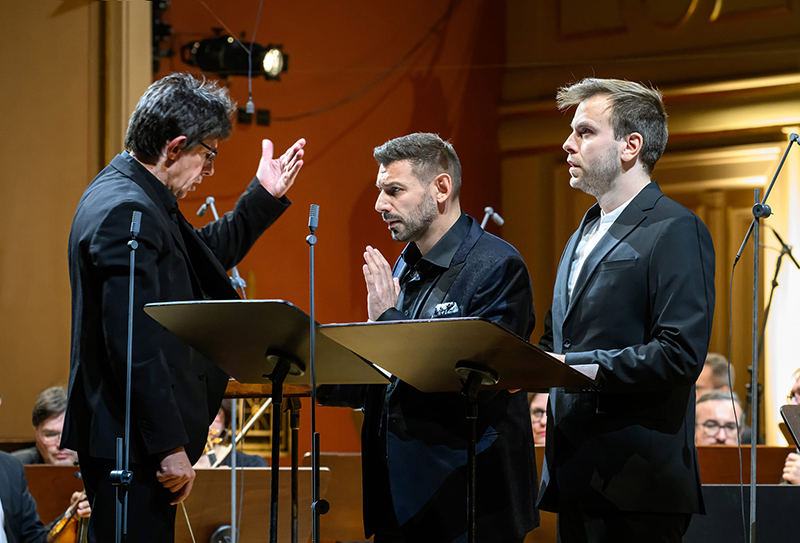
[557,508,692,543]
[80,456,177,543]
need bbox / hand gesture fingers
[256,138,306,198]
[363,246,399,321]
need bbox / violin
[47,491,89,543]
[202,427,224,466]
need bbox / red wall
[156,0,506,462]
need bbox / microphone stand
[198,196,245,542]
[306,204,329,543]
[479,206,505,230]
[752,227,800,444]
[733,132,798,543]
[197,197,247,298]
[110,211,141,543]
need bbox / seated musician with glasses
[694,389,745,446]
[12,386,79,467]
[1,393,90,542]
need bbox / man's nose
[563,132,578,154]
[375,193,390,214]
[203,161,214,176]
[716,426,733,441]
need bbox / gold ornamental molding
[499,73,800,153]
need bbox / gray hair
[697,389,743,412]
[556,78,668,175]
[124,73,236,161]
[373,133,462,198]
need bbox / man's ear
[621,132,643,163]
[431,173,452,204]
[165,136,186,161]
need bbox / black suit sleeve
[564,214,715,391]
[538,309,554,352]
[196,178,289,271]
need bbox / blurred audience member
[12,386,79,466]
[194,399,267,469]
[696,352,734,400]
[695,390,745,446]
[528,393,548,446]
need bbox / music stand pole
[457,365,500,543]
[290,397,301,543]
[231,395,238,543]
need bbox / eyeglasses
[787,391,800,404]
[697,420,738,437]
[531,408,546,422]
[38,429,62,444]
[199,141,218,164]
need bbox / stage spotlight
[181,36,288,81]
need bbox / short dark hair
[373,133,462,198]
[705,352,735,388]
[32,386,67,428]
[124,73,236,161]
[556,78,668,175]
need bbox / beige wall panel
[0,0,150,443]
[0,0,100,441]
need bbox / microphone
[308,204,319,234]
[768,225,800,270]
[480,206,505,229]
[194,196,248,296]
[197,196,215,217]
[130,211,142,238]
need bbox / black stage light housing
[181,36,288,80]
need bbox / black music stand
[320,317,599,543]
[780,405,800,449]
[144,300,389,543]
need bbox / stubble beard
[385,191,438,243]
[570,145,621,199]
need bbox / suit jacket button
[563,339,572,350]
[198,372,208,381]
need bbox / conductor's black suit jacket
[63,152,288,465]
[322,215,539,542]
[537,182,715,515]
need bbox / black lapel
[565,183,661,320]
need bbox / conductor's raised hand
[256,138,306,198]
[156,446,195,505]
[363,245,400,322]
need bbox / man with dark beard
[536,79,715,542]
[320,133,539,542]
